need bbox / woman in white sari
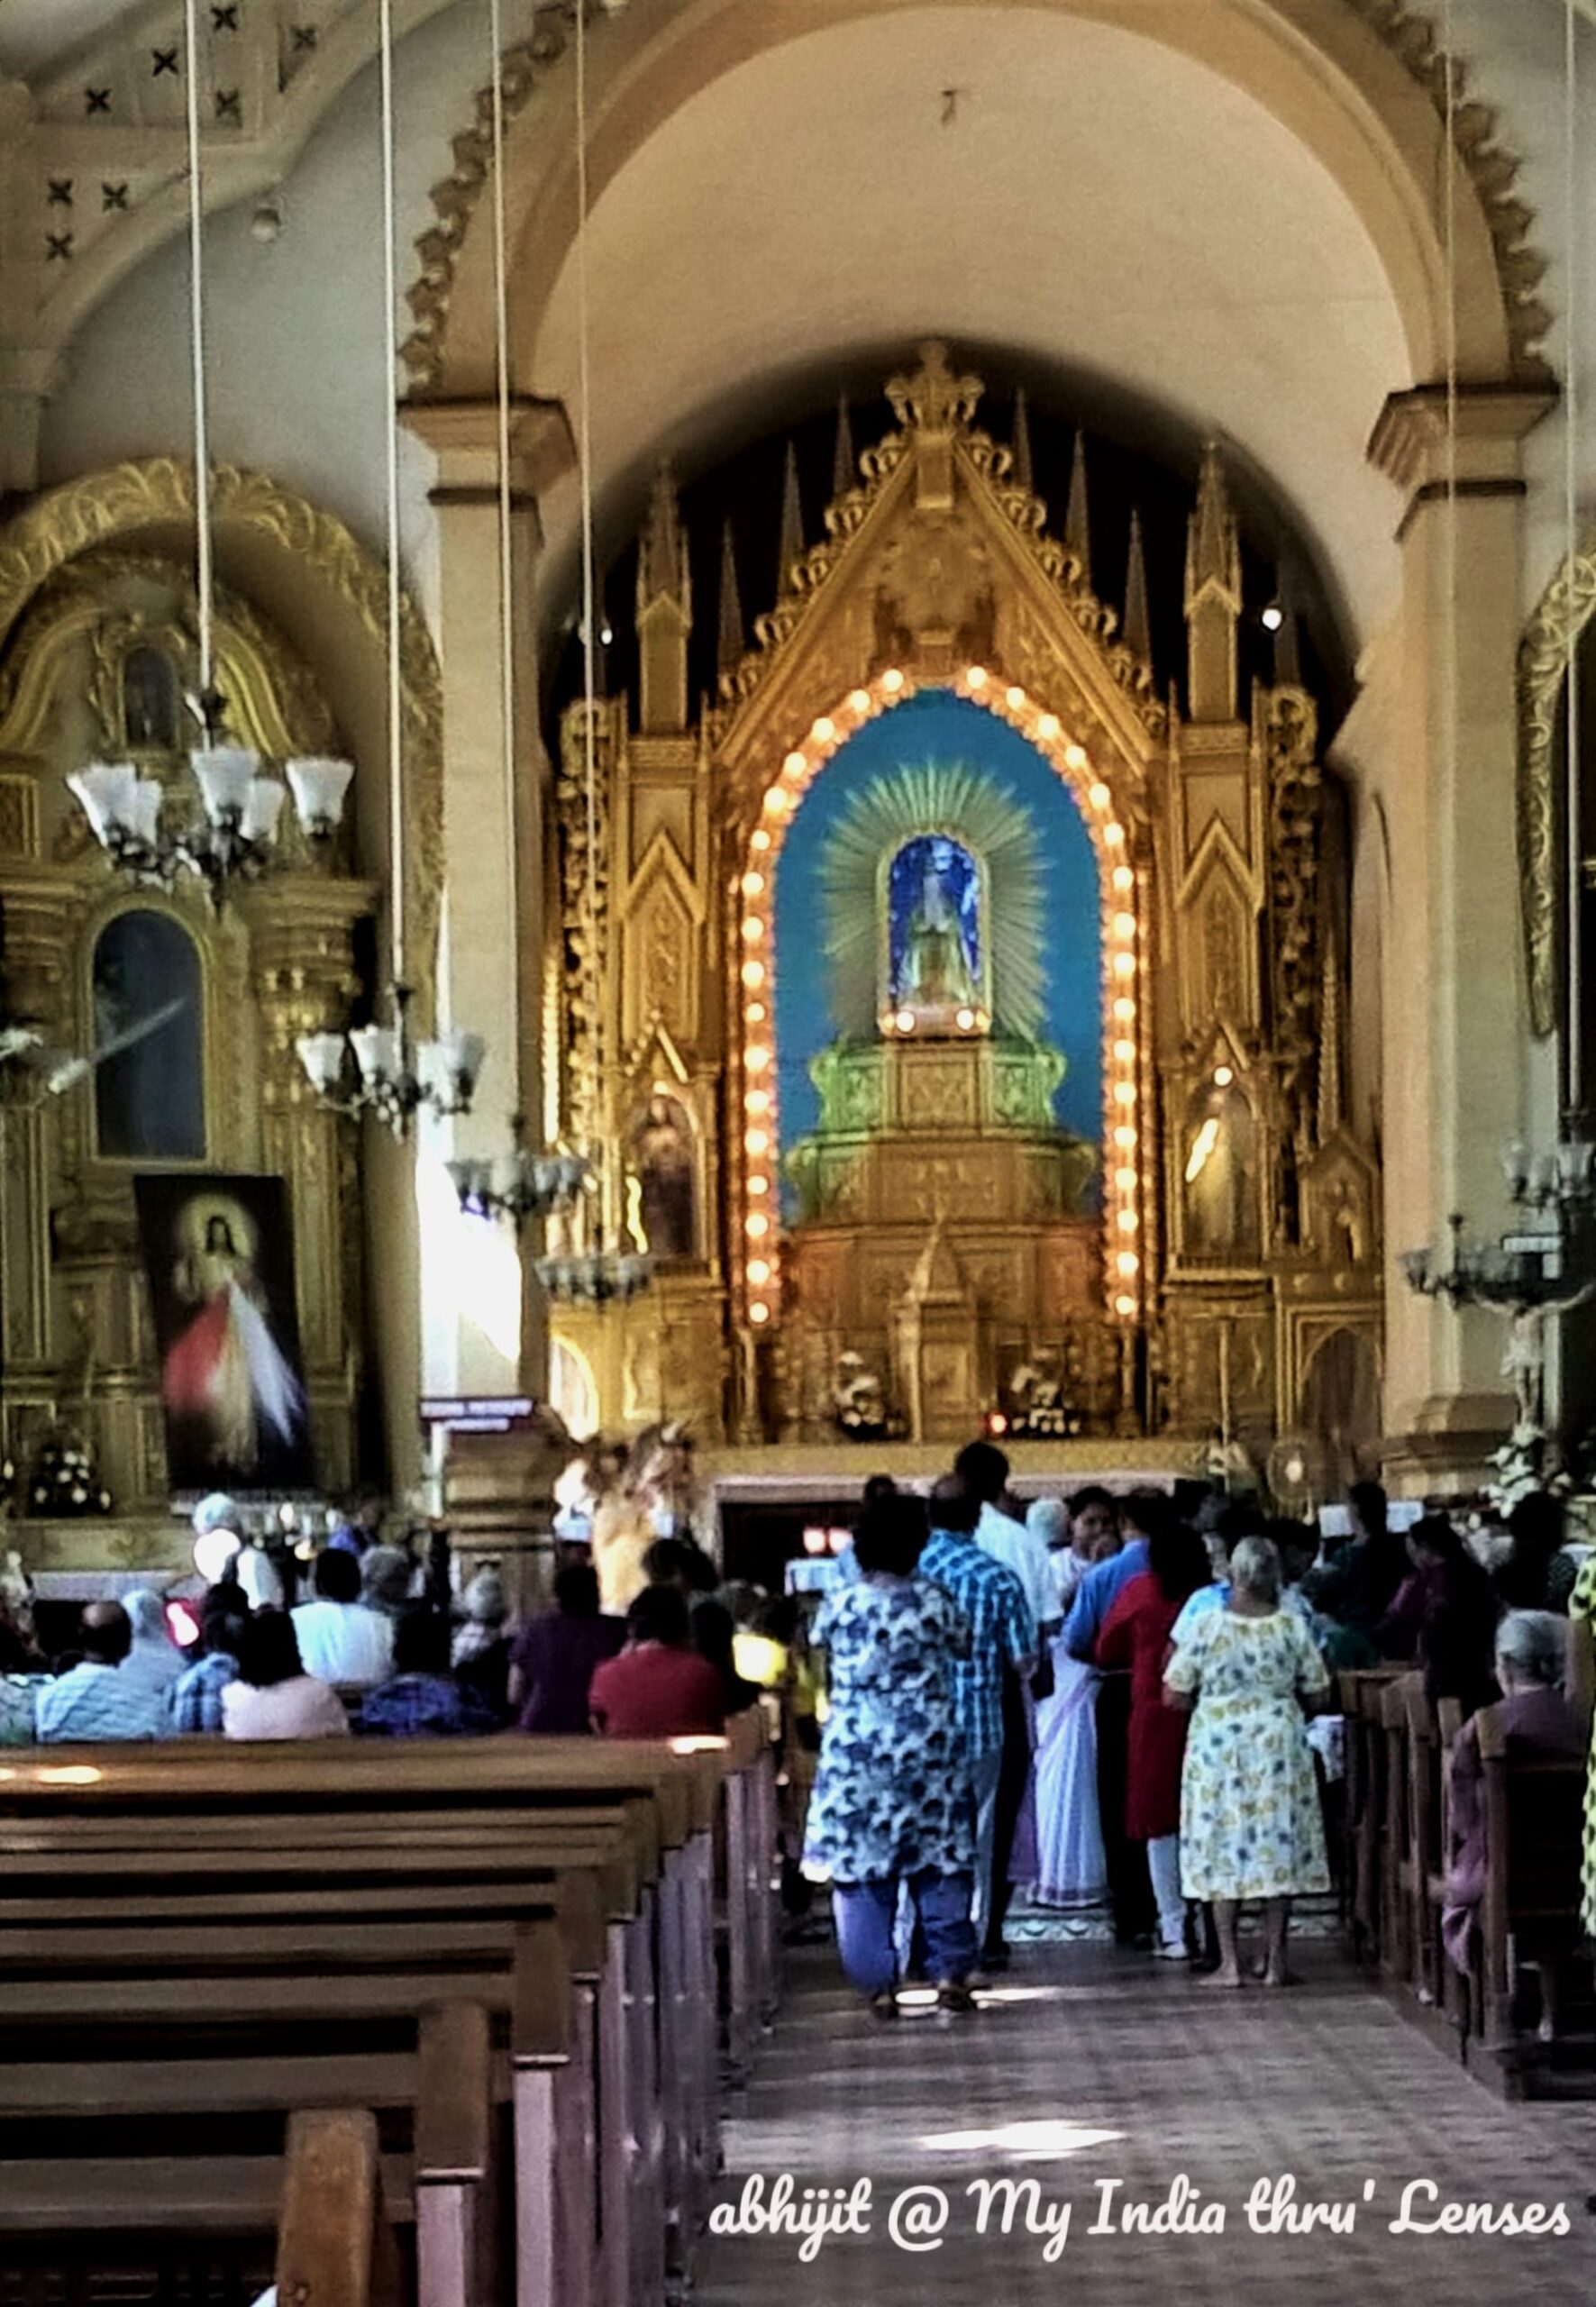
[1028,1492,1118,1908]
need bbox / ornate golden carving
[1517,538,1596,1038]
[713,346,1165,745]
[0,460,442,1020]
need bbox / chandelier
[534,1243,653,1305]
[68,746,352,906]
[68,2,353,904]
[1400,1124,1596,1431]
[448,1113,591,1226]
[295,0,485,1139]
[296,985,483,1140]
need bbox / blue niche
[888,833,981,1011]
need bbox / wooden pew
[0,1833,627,2307]
[278,2107,407,2307]
[1400,1676,1443,2008]
[0,1726,777,2303]
[1477,1701,1589,2077]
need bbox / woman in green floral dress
[1163,1535,1332,1989]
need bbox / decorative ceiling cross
[84,87,112,114]
[151,47,179,77]
[47,179,73,206]
[102,182,129,211]
[212,4,241,27]
[214,88,242,123]
[45,232,73,261]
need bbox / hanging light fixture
[68,0,353,901]
[535,0,651,1306]
[444,0,589,1230]
[296,0,485,1136]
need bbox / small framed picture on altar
[135,1173,315,1494]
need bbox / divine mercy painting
[135,1174,315,1492]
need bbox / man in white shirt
[290,1548,394,1688]
[956,1441,1061,1637]
[36,1602,168,1742]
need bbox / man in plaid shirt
[167,1586,250,1735]
[919,1474,1037,1945]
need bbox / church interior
[1,0,1595,2301]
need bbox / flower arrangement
[25,1433,113,1518]
[1483,1419,1570,1518]
[1003,1360,1085,1441]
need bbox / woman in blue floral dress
[803,1490,979,2015]
[1163,1535,1331,1989]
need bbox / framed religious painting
[134,1174,315,1492]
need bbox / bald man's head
[80,1600,132,1665]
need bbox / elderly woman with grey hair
[1163,1534,1332,1987]
[1443,1609,1582,1973]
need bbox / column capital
[1367,381,1555,496]
[402,393,574,508]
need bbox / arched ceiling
[524,6,1411,649]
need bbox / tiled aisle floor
[697,1940,1596,2303]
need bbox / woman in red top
[1097,1523,1212,1957]
[589,1583,727,1739]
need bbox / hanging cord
[488,0,519,1073]
[575,0,605,1226]
[378,0,406,989]
[181,0,214,705]
[1565,0,1583,1115]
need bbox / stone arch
[0,458,442,1021]
[412,0,1544,402]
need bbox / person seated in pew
[508,1561,624,1734]
[360,1608,503,1738]
[1443,1609,1584,1974]
[1495,1491,1580,1616]
[643,1534,721,1600]
[35,1600,170,1742]
[222,1610,351,1741]
[168,1583,251,1734]
[589,1584,727,1739]
[1376,1515,1500,1720]
[451,1567,514,1720]
[290,1546,394,1689]
[1303,1481,1409,1646]
[119,1587,187,1696]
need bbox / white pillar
[1365,384,1553,1481]
[405,396,573,1400]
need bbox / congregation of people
[0,1426,762,1751]
[4,1429,1593,2024]
[797,1453,1596,2012]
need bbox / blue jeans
[833,1868,979,1997]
